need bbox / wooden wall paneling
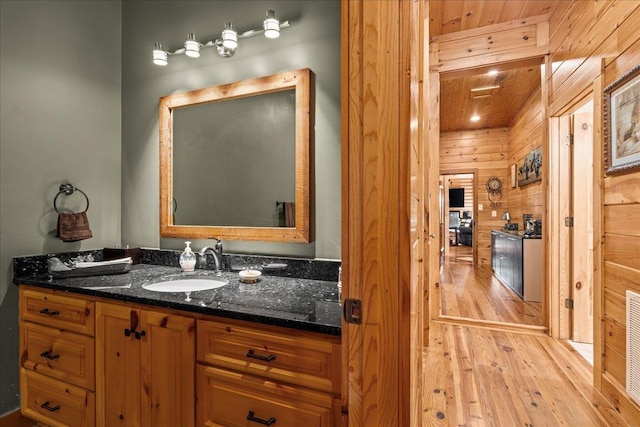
[604,16,640,83]
[604,343,626,387]
[430,15,550,73]
[603,173,640,205]
[604,205,640,236]
[549,2,638,111]
[604,235,640,271]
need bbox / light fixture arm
[157,20,291,60]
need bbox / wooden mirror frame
[159,68,314,242]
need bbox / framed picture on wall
[511,164,517,188]
[604,64,640,175]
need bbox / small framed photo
[511,164,516,188]
[604,64,640,175]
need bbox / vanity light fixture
[184,33,200,58]
[263,10,280,39]
[153,43,168,66]
[152,10,290,66]
[221,22,238,49]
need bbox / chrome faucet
[199,239,223,276]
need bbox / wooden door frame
[439,169,479,266]
[341,1,424,425]
[546,73,603,388]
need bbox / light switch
[492,210,497,217]
[478,204,483,211]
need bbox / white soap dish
[239,269,262,283]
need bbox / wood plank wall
[507,87,544,226]
[440,128,509,264]
[547,0,640,421]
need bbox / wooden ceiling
[430,1,555,132]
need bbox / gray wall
[121,0,341,258]
[0,0,122,415]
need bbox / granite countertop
[492,229,542,239]
[15,263,342,336]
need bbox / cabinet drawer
[197,319,340,394]
[21,321,95,390]
[20,287,94,335]
[21,368,95,427]
[197,365,334,427]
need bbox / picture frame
[604,64,640,175]
[511,164,517,188]
[517,147,542,187]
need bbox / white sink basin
[142,278,228,293]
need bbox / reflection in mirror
[173,90,296,227]
[160,68,314,242]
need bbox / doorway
[559,99,595,364]
[440,173,475,263]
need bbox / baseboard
[0,409,35,427]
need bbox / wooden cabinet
[196,318,342,426]
[96,301,195,427]
[491,231,542,302]
[19,287,95,427]
[19,286,341,427]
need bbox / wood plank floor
[423,321,625,427]
[440,248,543,326]
[428,247,624,425]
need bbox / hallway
[426,253,621,426]
[440,250,543,326]
[423,321,622,426]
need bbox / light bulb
[184,33,200,58]
[153,43,168,66]
[222,22,237,49]
[263,10,280,39]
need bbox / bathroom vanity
[15,255,342,427]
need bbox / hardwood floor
[440,248,542,326]
[428,246,624,425]
[423,321,626,426]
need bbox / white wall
[0,0,122,414]
[121,0,341,259]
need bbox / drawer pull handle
[39,309,60,316]
[247,411,276,425]
[40,351,60,360]
[246,350,276,362]
[41,401,60,412]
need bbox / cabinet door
[96,303,141,427]
[512,238,523,298]
[197,365,333,427]
[140,311,195,427]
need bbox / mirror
[160,68,314,242]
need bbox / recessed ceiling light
[487,69,498,76]
[470,114,480,122]
[471,85,501,92]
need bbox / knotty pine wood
[342,1,423,425]
[439,251,543,326]
[543,1,640,422]
[440,128,509,265]
[423,321,626,427]
[429,1,557,39]
[507,87,544,226]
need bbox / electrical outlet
[478,204,483,211]
[492,210,497,217]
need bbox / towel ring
[54,183,90,214]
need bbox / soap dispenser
[180,241,197,272]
